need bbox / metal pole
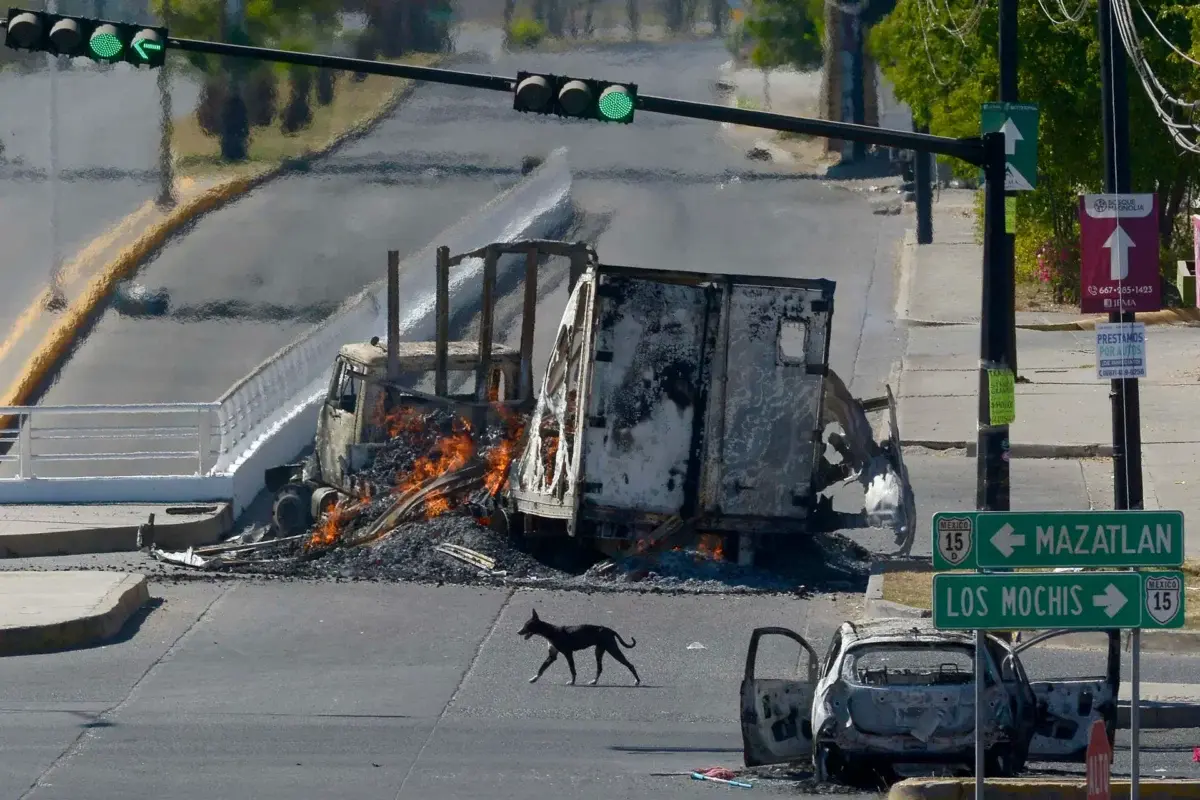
[850,12,866,162]
[975,629,985,796]
[999,0,1019,379]
[1098,0,1138,762]
[1131,628,1141,799]
[157,0,176,209]
[977,131,1012,512]
[46,0,65,312]
[915,121,933,245]
[386,250,400,381]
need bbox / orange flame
[696,534,725,561]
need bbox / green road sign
[933,570,1186,631]
[933,510,1185,570]
[981,102,1039,191]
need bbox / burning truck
[256,238,916,566]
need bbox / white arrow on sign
[1104,225,1135,281]
[1092,583,1128,618]
[1000,118,1024,156]
[990,523,1025,558]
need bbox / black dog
[517,608,641,686]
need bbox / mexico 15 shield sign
[1079,194,1161,314]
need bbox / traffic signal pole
[1,18,1014,515]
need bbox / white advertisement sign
[1095,321,1147,380]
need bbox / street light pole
[998,0,1019,379]
[1097,0,1141,781]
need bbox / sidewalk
[895,191,1200,555]
[0,502,231,558]
[0,570,149,655]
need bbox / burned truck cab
[267,338,521,535]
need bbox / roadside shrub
[505,17,547,49]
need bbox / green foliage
[742,0,825,71]
[869,0,1200,293]
[506,17,548,48]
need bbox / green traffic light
[598,86,634,122]
[88,24,123,59]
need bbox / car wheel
[985,745,1015,777]
[814,744,838,783]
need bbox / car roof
[836,618,983,649]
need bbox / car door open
[1014,630,1117,762]
[740,626,819,767]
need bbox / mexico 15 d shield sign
[1079,194,1161,314]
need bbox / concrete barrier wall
[220,148,576,517]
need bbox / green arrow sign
[932,510,1185,570]
[933,570,1186,631]
[981,102,1039,191]
[133,38,162,61]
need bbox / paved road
[0,581,882,800]
[0,61,200,327]
[40,37,908,410]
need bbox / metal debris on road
[691,768,753,789]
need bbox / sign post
[1087,718,1112,800]
[1079,194,1161,314]
[932,509,1186,798]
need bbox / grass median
[883,563,1200,630]
[171,54,440,180]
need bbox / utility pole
[998,0,1019,378]
[1097,0,1140,771]
[157,0,176,208]
[220,0,249,161]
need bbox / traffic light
[4,8,167,67]
[513,71,637,124]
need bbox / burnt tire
[985,745,1017,777]
[273,485,313,535]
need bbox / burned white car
[739,620,1115,783]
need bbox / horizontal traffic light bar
[5,8,165,66]
[0,16,986,164]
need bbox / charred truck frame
[266,239,916,564]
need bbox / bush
[505,17,547,49]
[280,68,314,135]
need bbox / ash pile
[151,402,869,593]
[153,405,577,585]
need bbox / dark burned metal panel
[716,284,832,519]
[580,274,708,516]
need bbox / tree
[869,0,1199,302]
[153,0,344,156]
[739,0,825,71]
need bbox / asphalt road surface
[40,36,908,410]
[0,61,200,328]
[0,581,884,800]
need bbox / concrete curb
[2,64,436,413]
[1020,307,1200,331]
[0,504,232,558]
[0,572,149,656]
[889,778,1200,800]
[901,440,1115,459]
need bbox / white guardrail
[0,149,574,511]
